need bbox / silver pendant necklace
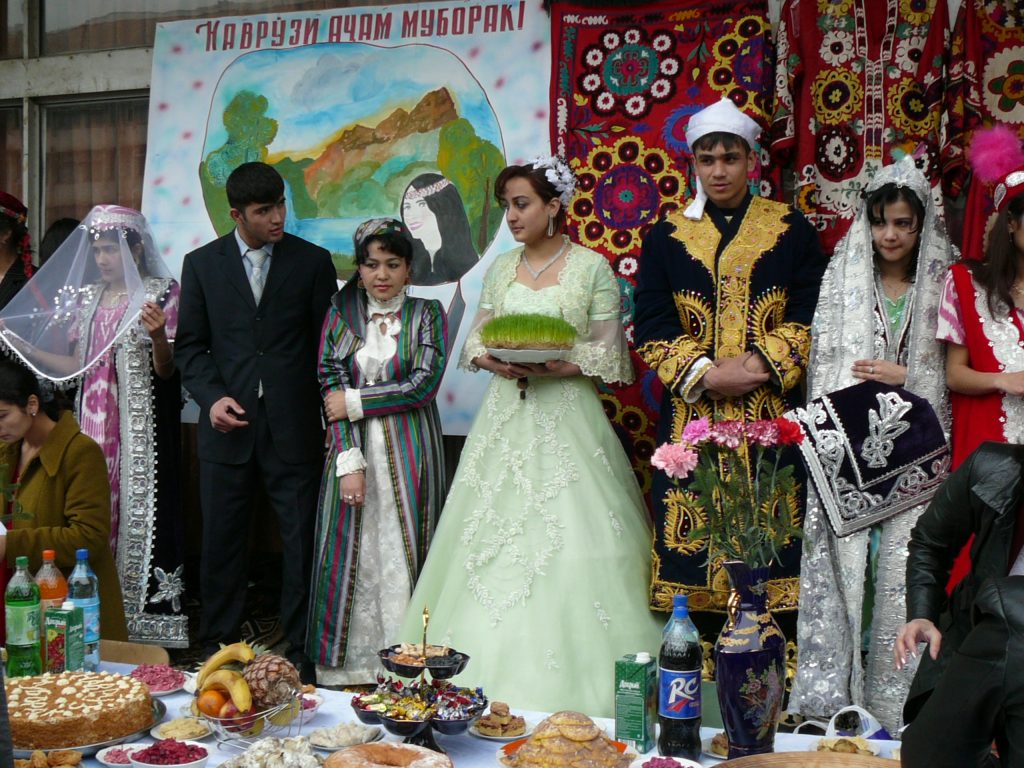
[521,238,569,280]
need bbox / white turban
[682,98,763,220]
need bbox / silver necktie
[247,248,268,302]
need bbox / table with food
[6,642,902,768]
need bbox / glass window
[0,104,22,197]
[43,97,148,223]
[40,0,393,54]
[1,0,24,60]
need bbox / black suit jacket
[902,576,1024,768]
[175,231,336,465]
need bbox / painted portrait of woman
[401,173,479,285]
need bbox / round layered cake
[5,670,153,749]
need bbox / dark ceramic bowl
[378,645,470,679]
[351,703,382,725]
[378,713,432,738]
[425,652,470,679]
[377,648,427,678]
[431,716,476,735]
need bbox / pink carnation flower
[745,419,779,447]
[651,443,699,480]
[681,416,711,446]
[710,420,745,449]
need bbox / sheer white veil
[0,204,175,383]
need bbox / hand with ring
[340,470,365,507]
[851,358,907,387]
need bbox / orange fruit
[197,688,228,717]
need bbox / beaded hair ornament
[403,177,452,201]
[353,217,410,250]
[528,155,577,207]
[88,205,148,237]
[970,124,1024,212]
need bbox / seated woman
[0,358,128,640]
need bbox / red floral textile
[550,0,776,497]
[943,1,1024,261]
[771,0,948,257]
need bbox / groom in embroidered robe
[635,98,827,652]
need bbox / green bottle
[5,555,42,677]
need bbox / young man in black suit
[176,162,336,680]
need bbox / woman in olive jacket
[895,441,1024,724]
[0,359,128,640]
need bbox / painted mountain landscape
[198,43,505,261]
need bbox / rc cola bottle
[658,593,701,759]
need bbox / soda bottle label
[659,667,701,719]
[5,604,40,645]
[77,597,100,643]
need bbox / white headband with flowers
[529,155,577,208]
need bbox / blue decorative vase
[714,560,786,759]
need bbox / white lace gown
[397,244,663,717]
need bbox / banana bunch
[196,641,256,713]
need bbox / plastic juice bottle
[5,555,42,677]
[67,548,100,671]
[36,549,68,667]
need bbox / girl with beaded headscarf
[306,217,447,684]
[0,204,186,647]
[0,192,33,311]
[789,156,954,734]
[396,157,662,716]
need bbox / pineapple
[242,653,301,708]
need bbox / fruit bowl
[197,696,302,739]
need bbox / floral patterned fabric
[942,0,1024,261]
[71,279,187,646]
[771,0,948,257]
[550,0,777,499]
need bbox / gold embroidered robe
[635,195,826,626]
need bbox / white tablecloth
[74,666,900,766]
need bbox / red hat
[0,191,27,224]
[969,125,1024,212]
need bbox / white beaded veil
[0,204,175,383]
[789,156,954,733]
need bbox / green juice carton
[44,601,84,673]
[615,651,657,753]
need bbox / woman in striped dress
[306,218,447,685]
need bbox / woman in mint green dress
[399,157,662,717]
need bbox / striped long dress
[306,284,447,683]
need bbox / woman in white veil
[788,157,953,734]
[0,204,187,647]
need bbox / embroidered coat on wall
[943,1,1024,261]
[550,0,777,498]
[771,0,948,256]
